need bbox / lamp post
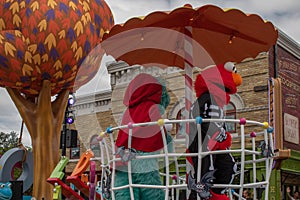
[61,117,67,157]
[61,94,76,156]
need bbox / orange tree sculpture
[0,0,114,198]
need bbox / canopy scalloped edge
[102,4,278,69]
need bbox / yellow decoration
[13,14,21,27]
[99,28,105,38]
[69,1,77,11]
[4,42,16,57]
[31,1,40,12]
[24,51,33,63]
[99,132,106,138]
[71,65,77,72]
[81,15,88,25]
[263,122,269,129]
[84,13,91,23]
[71,41,78,51]
[38,19,47,32]
[74,47,83,61]
[58,30,65,39]
[14,30,22,37]
[157,119,164,126]
[22,64,34,76]
[54,60,62,70]
[47,0,58,9]
[9,2,19,14]
[28,44,38,54]
[25,38,30,45]
[42,53,49,62]
[45,33,57,50]
[0,34,4,44]
[19,1,26,9]
[82,1,90,12]
[33,54,41,65]
[0,18,5,31]
[53,71,63,79]
[74,21,84,36]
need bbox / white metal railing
[94,118,274,200]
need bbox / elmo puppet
[187,62,242,200]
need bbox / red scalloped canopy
[102,4,278,69]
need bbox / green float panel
[50,157,69,179]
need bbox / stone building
[65,29,299,199]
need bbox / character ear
[224,62,237,73]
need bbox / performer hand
[208,129,232,151]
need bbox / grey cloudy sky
[1,0,300,146]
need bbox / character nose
[232,73,242,86]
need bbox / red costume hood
[194,62,242,107]
[116,73,165,152]
[123,73,162,107]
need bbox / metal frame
[96,118,274,200]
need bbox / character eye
[224,62,237,73]
[196,184,204,189]
[7,183,11,187]
[0,184,4,188]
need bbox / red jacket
[116,73,165,152]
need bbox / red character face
[194,62,242,106]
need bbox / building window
[90,135,101,157]
[224,102,236,133]
[176,108,186,138]
[70,139,80,159]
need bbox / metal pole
[61,107,68,157]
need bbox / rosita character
[114,73,170,200]
[187,62,242,200]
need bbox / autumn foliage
[0,0,114,198]
[0,0,114,96]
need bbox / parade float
[0,2,282,200]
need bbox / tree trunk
[7,80,69,199]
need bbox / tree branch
[6,87,36,135]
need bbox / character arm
[197,94,231,151]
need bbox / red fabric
[194,64,238,108]
[116,73,165,152]
[208,132,232,151]
[209,190,230,200]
